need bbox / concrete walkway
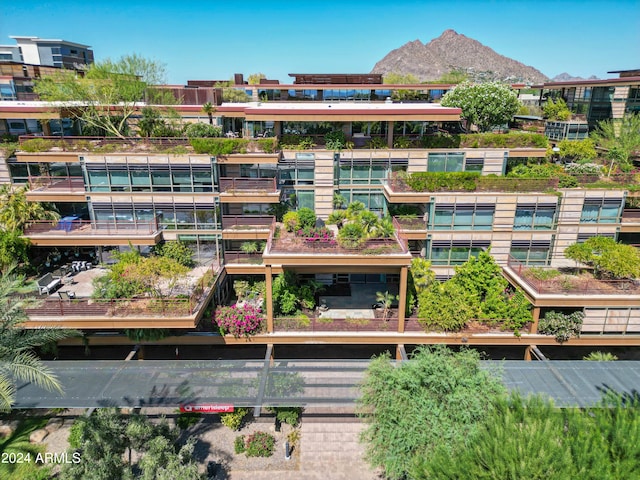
[229,419,380,479]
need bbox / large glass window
[431,204,494,230]
[86,162,214,193]
[338,189,385,216]
[510,240,552,266]
[427,153,465,172]
[514,203,557,230]
[580,198,622,224]
[428,240,489,265]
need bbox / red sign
[179,403,235,413]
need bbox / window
[336,157,402,185]
[510,240,552,265]
[431,204,494,230]
[428,240,490,265]
[514,203,557,230]
[580,198,622,223]
[576,232,616,243]
[338,189,385,215]
[427,153,464,172]
[464,158,484,173]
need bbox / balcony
[503,255,640,308]
[392,216,427,240]
[263,221,412,267]
[223,251,265,274]
[26,176,86,201]
[621,208,640,233]
[221,215,274,240]
[23,219,163,246]
[23,263,222,329]
[218,177,280,203]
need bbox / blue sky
[2,0,639,84]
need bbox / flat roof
[532,76,640,89]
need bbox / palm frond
[0,376,16,412]
[6,351,62,394]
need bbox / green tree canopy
[413,392,640,480]
[358,346,505,480]
[35,54,171,138]
[441,82,520,132]
[543,97,572,121]
[565,236,640,280]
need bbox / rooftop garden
[510,236,640,295]
[268,203,407,255]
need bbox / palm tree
[202,102,216,125]
[0,265,78,411]
[375,291,398,322]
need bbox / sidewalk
[228,418,380,480]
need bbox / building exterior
[534,70,640,129]
[0,36,94,69]
[1,76,639,354]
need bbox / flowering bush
[214,304,265,337]
[244,431,276,457]
[296,226,337,246]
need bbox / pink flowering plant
[296,226,337,246]
[214,304,265,337]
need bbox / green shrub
[184,123,222,138]
[220,407,250,431]
[366,137,388,149]
[283,211,300,232]
[296,207,316,229]
[405,172,479,192]
[189,137,249,155]
[67,419,86,449]
[583,351,618,361]
[154,240,194,267]
[267,406,303,426]
[234,435,246,454]
[417,282,477,331]
[245,431,276,457]
[558,175,578,187]
[538,311,584,342]
[337,222,366,248]
[421,133,461,148]
[559,139,597,161]
[523,267,561,281]
[255,137,278,153]
[176,411,202,429]
[19,138,58,152]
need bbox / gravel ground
[32,408,300,478]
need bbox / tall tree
[35,54,169,138]
[0,265,77,411]
[441,82,520,132]
[358,346,505,480]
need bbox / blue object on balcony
[57,216,80,232]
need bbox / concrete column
[397,266,408,333]
[387,121,394,148]
[265,265,274,333]
[531,307,541,334]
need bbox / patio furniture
[59,291,76,301]
[37,273,62,295]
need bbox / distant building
[0,36,94,69]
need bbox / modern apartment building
[1,76,639,353]
[0,36,94,69]
[534,69,640,128]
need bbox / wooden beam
[398,266,408,334]
[265,265,274,333]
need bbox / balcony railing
[224,252,264,264]
[218,177,278,193]
[506,255,640,295]
[24,219,160,236]
[221,215,275,229]
[392,215,427,230]
[622,209,640,223]
[28,176,85,193]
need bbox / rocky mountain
[371,29,549,84]
[551,72,600,82]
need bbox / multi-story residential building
[534,69,640,129]
[1,74,639,356]
[0,36,94,69]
